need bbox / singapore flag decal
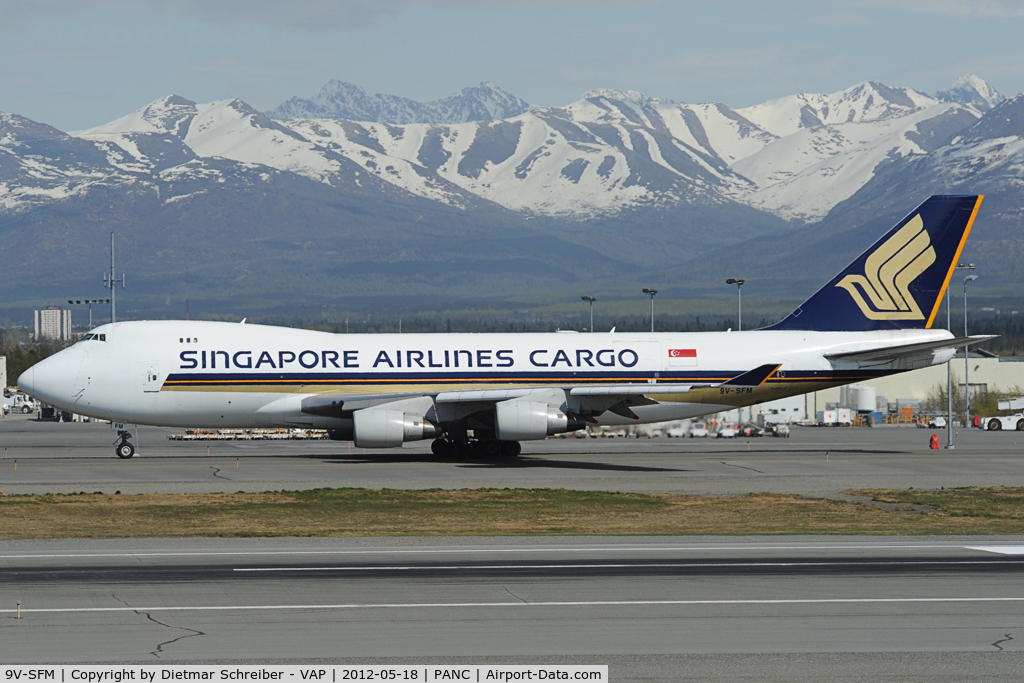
[668,348,697,367]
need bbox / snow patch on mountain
[936,74,1006,112]
[729,102,975,221]
[737,81,942,138]
[266,80,532,124]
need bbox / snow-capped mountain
[936,74,1006,112]
[21,74,1005,225]
[4,75,1024,316]
[730,81,981,220]
[265,80,532,124]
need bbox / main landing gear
[114,430,136,459]
[431,438,521,458]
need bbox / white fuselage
[19,320,954,431]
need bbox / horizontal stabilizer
[720,364,782,387]
[825,335,997,363]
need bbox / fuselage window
[180,338,183,343]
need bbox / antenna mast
[102,232,125,323]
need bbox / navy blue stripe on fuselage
[162,369,895,387]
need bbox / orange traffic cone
[929,434,939,449]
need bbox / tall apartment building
[34,306,72,342]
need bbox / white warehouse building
[759,354,1024,420]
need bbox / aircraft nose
[18,350,79,408]
[17,366,35,395]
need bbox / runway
[4,417,1024,679]
[2,537,1023,679]
[2,414,1023,498]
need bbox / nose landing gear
[114,430,135,459]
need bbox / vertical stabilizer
[770,195,983,332]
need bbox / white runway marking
[3,543,1022,560]
[233,559,1024,572]
[966,546,1024,555]
[4,597,1024,614]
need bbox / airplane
[19,195,993,460]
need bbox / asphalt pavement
[1,536,1023,680]
[1,413,1022,497]
[4,414,1024,679]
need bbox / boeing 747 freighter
[19,195,991,458]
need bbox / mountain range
[0,74,1021,321]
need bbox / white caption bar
[2,666,608,683]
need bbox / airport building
[759,353,1024,422]
[34,306,72,342]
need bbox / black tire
[21,405,31,414]
[116,442,135,459]
[1016,420,1024,432]
[500,440,522,457]
[448,440,465,458]
[988,419,1002,431]
[430,438,450,456]
[482,440,501,458]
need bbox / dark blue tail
[770,195,983,332]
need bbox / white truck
[983,413,1024,431]
[4,393,39,414]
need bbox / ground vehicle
[717,423,737,438]
[7,393,39,414]
[689,422,709,438]
[927,416,947,429]
[985,413,1024,431]
[768,423,791,437]
[739,423,763,437]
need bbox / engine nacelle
[353,408,439,448]
[494,399,583,441]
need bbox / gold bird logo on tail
[835,214,935,320]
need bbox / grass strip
[2,487,1024,539]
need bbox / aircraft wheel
[988,419,1002,431]
[116,442,136,459]
[448,440,466,458]
[431,438,450,456]
[481,440,501,458]
[500,440,521,457]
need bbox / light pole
[964,274,979,427]
[946,263,974,448]
[642,289,657,332]
[581,296,596,333]
[66,299,110,330]
[102,232,125,323]
[726,278,745,331]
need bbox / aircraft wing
[825,335,996,364]
[299,364,784,419]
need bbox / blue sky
[2,0,1023,131]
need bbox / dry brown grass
[3,487,1023,539]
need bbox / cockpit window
[80,333,94,342]
[98,334,106,341]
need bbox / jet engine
[353,408,439,448]
[494,399,584,441]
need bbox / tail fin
[770,195,983,332]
